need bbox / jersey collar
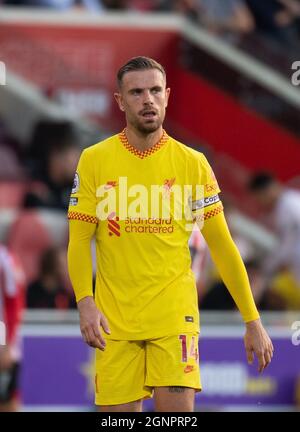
[118,128,169,159]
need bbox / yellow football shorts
[94,332,201,406]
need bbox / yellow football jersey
[68,130,223,340]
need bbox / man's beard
[132,117,163,136]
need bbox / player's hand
[244,318,274,373]
[77,296,110,350]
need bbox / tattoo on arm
[168,386,186,393]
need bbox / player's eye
[151,87,162,94]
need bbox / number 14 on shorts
[179,334,198,362]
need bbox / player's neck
[125,126,164,152]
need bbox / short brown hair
[117,56,166,88]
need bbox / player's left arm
[199,210,274,373]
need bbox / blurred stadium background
[0,0,300,412]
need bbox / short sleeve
[67,149,98,224]
[191,153,223,222]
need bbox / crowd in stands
[1,114,300,312]
[2,0,300,66]
[2,0,300,41]
[0,118,80,310]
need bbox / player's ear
[114,92,125,112]
[165,87,171,108]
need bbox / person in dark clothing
[27,247,76,309]
[24,120,80,211]
[245,0,300,47]
[201,260,276,311]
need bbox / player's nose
[142,89,154,105]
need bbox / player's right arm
[68,220,110,350]
[67,148,110,350]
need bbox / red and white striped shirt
[0,244,25,361]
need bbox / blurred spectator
[6,0,129,10]
[169,0,255,39]
[200,259,278,310]
[102,0,127,9]
[3,0,105,11]
[277,0,300,23]
[245,0,300,48]
[276,0,300,45]
[270,269,300,309]
[24,120,80,210]
[0,244,25,412]
[197,0,255,37]
[27,247,76,309]
[248,172,300,309]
